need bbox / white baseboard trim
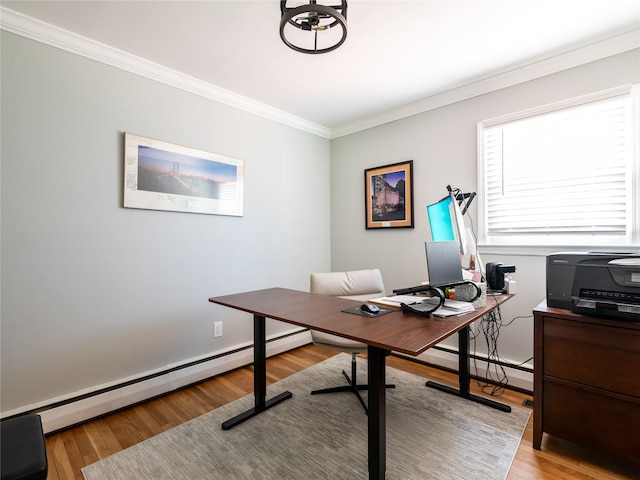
[34,329,312,434]
[395,347,533,393]
[15,330,531,434]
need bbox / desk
[209,288,511,480]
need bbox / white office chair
[309,269,395,413]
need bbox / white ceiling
[2,0,639,136]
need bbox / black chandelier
[279,1,348,54]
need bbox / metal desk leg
[426,326,511,413]
[221,314,293,430]
[368,346,387,480]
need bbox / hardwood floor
[45,345,638,480]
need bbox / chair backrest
[310,269,385,301]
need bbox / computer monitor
[426,192,468,255]
[425,241,464,286]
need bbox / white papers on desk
[431,298,476,317]
[414,297,476,317]
[369,296,426,308]
[370,296,475,317]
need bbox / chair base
[311,358,395,414]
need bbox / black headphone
[400,286,445,316]
[399,281,481,317]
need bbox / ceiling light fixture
[279,1,348,54]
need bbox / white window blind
[479,85,637,247]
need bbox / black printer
[546,251,640,321]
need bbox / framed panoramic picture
[124,133,244,216]
[364,160,414,229]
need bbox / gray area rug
[82,354,530,480]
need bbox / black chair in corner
[1,414,48,480]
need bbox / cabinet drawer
[543,317,640,398]
[543,379,640,465]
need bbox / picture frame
[364,160,414,229]
[124,133,244,216]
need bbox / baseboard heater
[6,329,312,434]
[430,344,534,374]
[393,345,533,394]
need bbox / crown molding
[0,7,332,139]
[331,29,640,139]
[2,7,637,141]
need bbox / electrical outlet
[214,321,223,338]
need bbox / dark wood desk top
[210,288,511,356]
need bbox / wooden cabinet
[533,302,640,466]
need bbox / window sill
[477,244,640,257]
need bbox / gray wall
[1,32,331,412]
[330,49,640,365]
[2,29,638,414]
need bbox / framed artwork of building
[364,160,414,229]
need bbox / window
[478,85,638,249]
